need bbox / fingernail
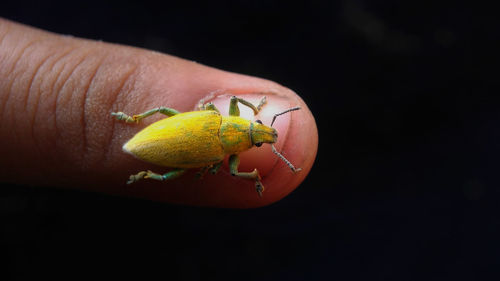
[206,93,293,176]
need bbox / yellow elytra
[111,96,300,197]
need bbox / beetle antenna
[270,106,301,127]
[271,144,302,172]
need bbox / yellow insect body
[112,95,300,197]
[123,110,225,168]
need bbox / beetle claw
[257,96,267,111]
[111,112,136,123]
[126,171,148,184]
[255,181,264,197]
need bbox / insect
[111,96,301,197]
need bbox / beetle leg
[111,107,180,123]
[151,169,186,181]
[209,161,223,175]
[200,102,220,113]
[229,96,240,116]
[256,96,267,111]
[126,169,186,184]
[195,166,210,180]
[228,154,264,197]
[111,111,136,123]
[195,161,223,180]
[126,171,148,184]
[229,96,267,116]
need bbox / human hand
[0,18,318,208]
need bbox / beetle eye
[255,142,263,147]
[256,120,262,124]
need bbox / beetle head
[252,106,302,172]
[250,120,277,147]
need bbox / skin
[0,18,318,208]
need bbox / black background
[2,1,500,280]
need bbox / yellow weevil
[111,96,300,196]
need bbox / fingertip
[253,90,318,207]
[0,19,318,208]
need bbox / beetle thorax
[220,116,253,155]
[219,116,278,155]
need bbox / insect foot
[126,171,148,184]
[256,181,265,197]
[111,112,136,123]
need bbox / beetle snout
[251,122,277,145]
[264,126,278,144]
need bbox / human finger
[0,18,318,208]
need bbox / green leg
[229,154,264,197]
[127,169,186,184]
[195,161,223,180]
[111,107,180,123]
[209,161,223,175]
[199,102,220,113]
[195,166,210,180]
[229,96,267,116]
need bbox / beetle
[111,96,300,197]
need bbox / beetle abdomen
[123,111,224,168]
